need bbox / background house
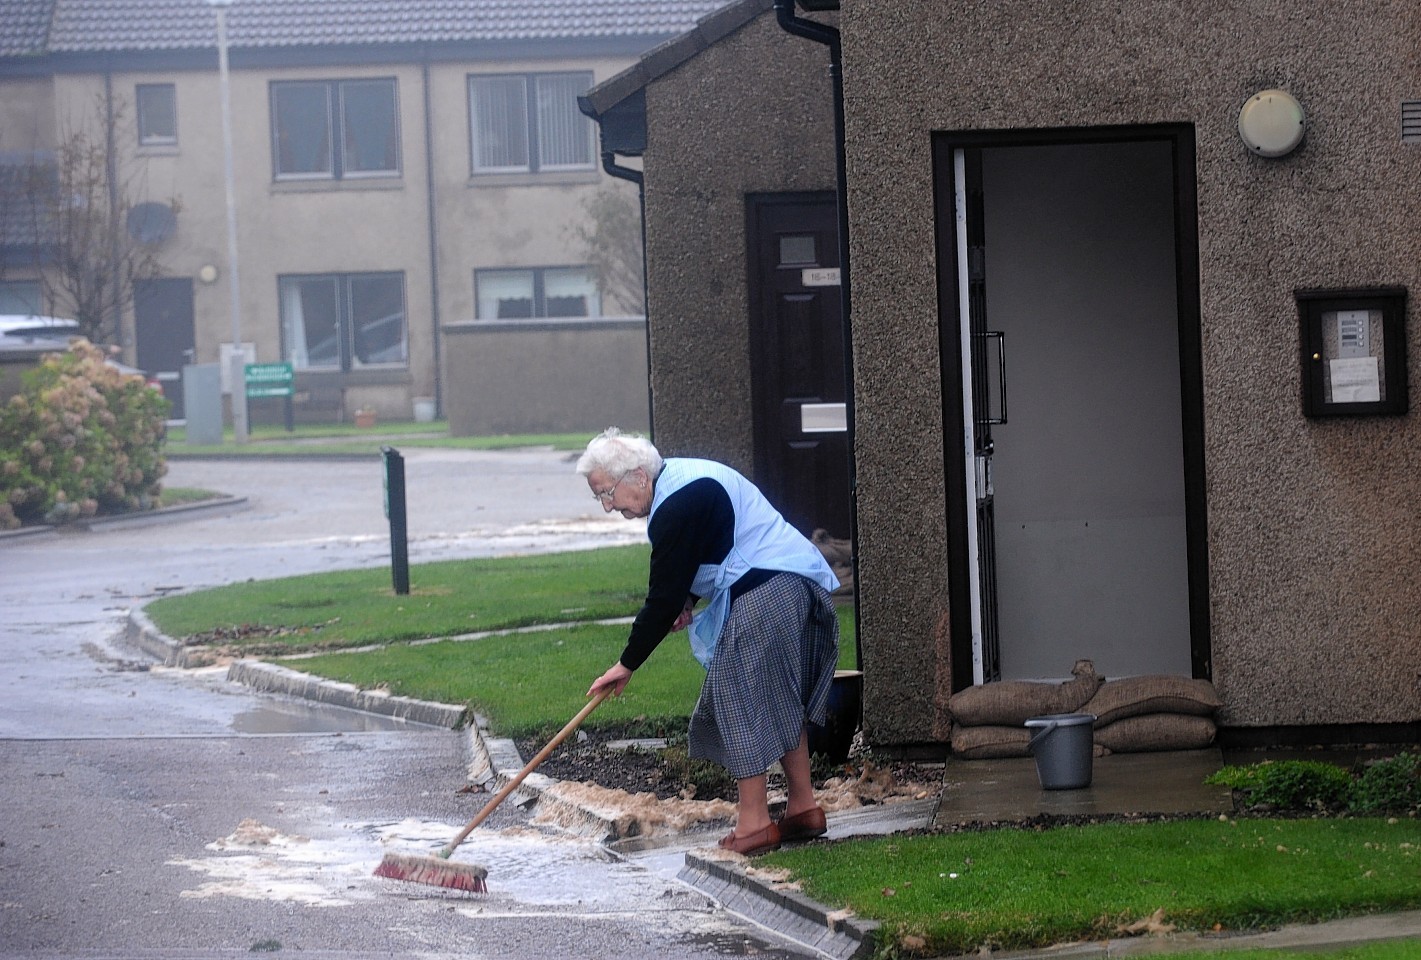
[586,0,1421,755]
[0,0,729,430]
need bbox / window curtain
[281,280,309,368]
[535,75,592,169]
[470,76,529,172]
[477,270,534,319]
[543,268,599,318]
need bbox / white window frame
[271,78,401,181]
[136,83,177,147]
[468,72,595,175]
[475,266,601,320]
[279,271,407,371]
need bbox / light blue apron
[649,459,839,667]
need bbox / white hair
[575,427,663,479]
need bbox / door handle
[976,330,1007,425]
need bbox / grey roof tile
[0,0,733,55]
[0,0,54,57]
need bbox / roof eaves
[581,0,769,118]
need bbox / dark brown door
[134,278,195,419]
[747,192,850,539]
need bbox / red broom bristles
[374,852,489,893]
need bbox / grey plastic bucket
[1025,713,1096,789]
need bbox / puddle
[675,930,805,957]
[168,815,678,912]
[168,819,376,907]
[377,821,656,909]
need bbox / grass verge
[164,421,589,457]
[1169,946,1420,960]
[143,543,857,735]
[763,816,1421,956]
[144,545,654,649]
[156,486,224,507]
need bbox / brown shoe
[717,822,781,855]
[778,806,827,842]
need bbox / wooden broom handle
[443,690,611,853]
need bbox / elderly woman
[579,427,840,855]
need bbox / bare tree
[572,186,645,316]
[18,96,176,342]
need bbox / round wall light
[1238,88,1306,158]
[198,264,219,284]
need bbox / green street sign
[245,362,294,398]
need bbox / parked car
[0,315,81,338]
[0,328,161,391]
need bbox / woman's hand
[671,598,695,632]
[588,661,633,698]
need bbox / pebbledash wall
[637,1,836,470]
[840,0,1421,746]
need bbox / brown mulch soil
[514,723,941,804]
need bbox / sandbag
[1083,676,1222,726]
[951,724,1032,759]
[948,659,1101,727]
[951,724,1111,760]
[1093,713,1216,753]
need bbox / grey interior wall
[983,141,1191,680]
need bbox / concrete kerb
[681,852,880,960]
[0,494,248,543]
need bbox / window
[271,79,399,180]
[469,72,594,174]
[279,272,406,370]
[136,84,177,146]
[0,280,42,316]
[475,267,600,320]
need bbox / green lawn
[765,817,1421,956]
[164,421,589,457]
[1172,944,1420,960]
[144,544,857,736]
[145,545,655,649]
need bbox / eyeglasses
[593,472,630,504]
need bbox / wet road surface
[0,449,818,959]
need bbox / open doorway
[935,127,1208,687]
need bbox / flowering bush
[0,339,168,528]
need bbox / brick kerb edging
[681,853,878,960]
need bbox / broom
[374,690,610,893]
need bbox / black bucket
[808,669,862,763]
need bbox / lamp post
[211,0,247,443]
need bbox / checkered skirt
[688,573,840,780]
